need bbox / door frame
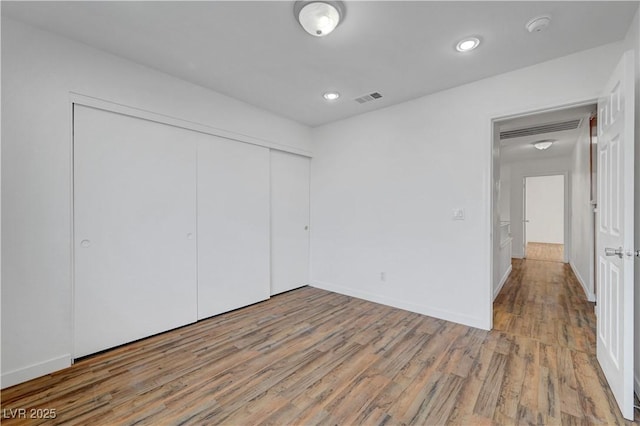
[489,98,597,329]
[522,173,570,263]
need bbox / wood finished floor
[2,259,639,425]
[526,242,564,263]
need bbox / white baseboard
[569,261,595,302]
[494,265,512,301]
[310,280,490,330]
[1,355,70,389]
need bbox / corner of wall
[309,280,491,331]
[494,264,512,301]
[569,261,595,302]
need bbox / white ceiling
[2,1,637,127]
[498,104,596,163]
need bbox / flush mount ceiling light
[533,139,555,150]
[455,37,480,52]
[323,91,340,101]
[294,1,345,37]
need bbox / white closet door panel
[270,150,310,295]
[197,136,270,319]
[74,105,197,358]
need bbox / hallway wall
[569,119,595,301]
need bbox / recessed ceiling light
[323,91,340,101]
[456,37,480,52]
[533,140,554,150]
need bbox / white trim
[69,92,313,158]
[1,355,71,389]
[570,261,596,302]
[310,280,489,331]
[491,99,601,126]
[494,264,512,300]
[69,100,76,364]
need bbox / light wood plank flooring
[526,242,564,263]
[2,259,638,425]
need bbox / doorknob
[604,247,624,258]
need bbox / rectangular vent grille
[355,92,383,104]
[500,119,582,139]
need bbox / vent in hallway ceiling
[500,119,583,140]
[354,92,383,104]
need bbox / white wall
[1,17,312,387]
[569,120,595,301]
[525,175,564,244]
[507,156,572,259]
[310,42,623,331]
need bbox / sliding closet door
[270,150,310,295]
[197,137,270,319]
[74,105,197,358]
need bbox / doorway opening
[491,102,597,304]
[490,51,637,421]
[524,174,565,263]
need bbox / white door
[595,51,635,420]
[74,105,197,358]
[524,175,566,261]
[197,136,270,319]
[270,150,310,295]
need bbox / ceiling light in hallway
[533,140,555,150]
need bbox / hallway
[494,258,638,424]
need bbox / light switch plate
[452,208,465,220]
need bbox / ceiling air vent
[500,118,583,140]
[355,92,383,104]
